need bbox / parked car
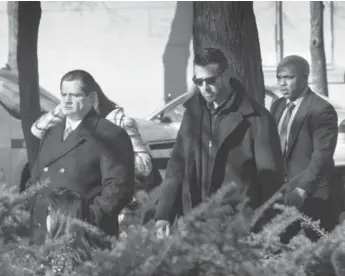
[0,68,177,191]
[147,86,345,175]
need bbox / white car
[147,86,345,175]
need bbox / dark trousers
[280,196,340,243]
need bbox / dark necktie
[207,102,216,115]
[63,126,73,141]
[279,102,295,155]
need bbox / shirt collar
[65,118,82,130]
[207,89,236,115]
[286,88,308,107]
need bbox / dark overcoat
[28,109,135,245]
[271,89,345,230]
[155,79,285,222]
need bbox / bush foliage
[0,181,344,276]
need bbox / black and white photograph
[0,1,344,275]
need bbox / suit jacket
[155,79,285,222]
[270,89,344,225]
[29,109,135,245]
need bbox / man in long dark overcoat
[154,48,285,236]
[28,70,135,245]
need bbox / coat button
[43,167,48,172]
[59,168,65,174]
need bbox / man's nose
[201,81,208,90]
[63,95,72,102]
[279,78,287,86]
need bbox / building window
[254,1,334,69]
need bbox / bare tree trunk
[275,2,284,63]
[7,1,19,72]
[17,1,41,171]
[193,1,265,105]
[310,1,328,96]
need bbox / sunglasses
[192,74,221,87]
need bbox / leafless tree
[310,1,328,96]
[6,1,18,71]
[17,1,42,171]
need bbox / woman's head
[60,70,118,118]
[45,188,93,265]
[46,188,88,241]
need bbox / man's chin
[62,109,78,119]
[281,93,291,99]
[62,109,73,116]
[202,94,215,102]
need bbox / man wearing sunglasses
[155,48,285,238]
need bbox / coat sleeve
[270,97,279,114]
[288,104,338,195]
[31,104,64,139]
[154,110,188,221]
[88,126,135,225]
[254,112,285,205]
[106,109,153,178]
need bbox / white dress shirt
[278,91,307,144]
[65,118,82,131]
[278,90,308,196]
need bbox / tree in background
[193,1,265,105]
[17,1,42,171]
[310,1,329,96]
[6,1,18,72]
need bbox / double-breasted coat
[28,109,135,245]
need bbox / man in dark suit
[270,55,344,241]
[28,70,135,245]
[155,48,285,238]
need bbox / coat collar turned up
[184,78,257,144]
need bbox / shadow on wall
[162,1,193,103]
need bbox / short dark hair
[194,48,228,73]
[277,55,310,77]
[60,69,98,96]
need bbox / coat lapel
[272,98,287,125]
[218,82,256,148]
[42,123,86,168]
[217,104,249,149]
[286,90,313,158]
[40,109,100,168]
[186,94,204,185]
[186,82,256,182]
